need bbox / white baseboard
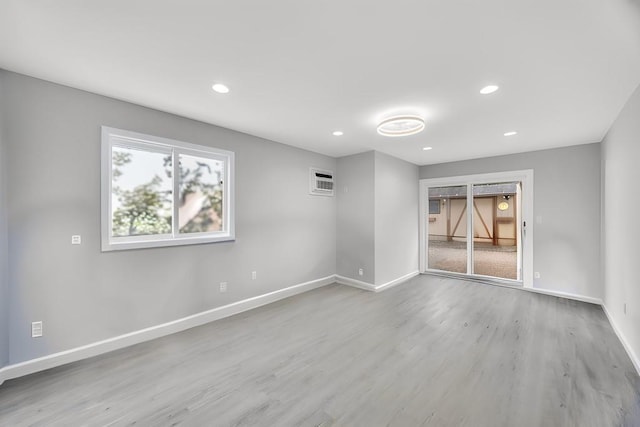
[601,304,640,376]
[422,271,603,306]
[335,275,376,291]
[375,271,420,292]
[525,287,603,305]
[0,275,335,385]
[336,270,419,293]
[3,272,623,387]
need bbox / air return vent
[309,168,334,196]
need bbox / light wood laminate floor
[1,275,639,426]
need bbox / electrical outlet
[219,282,228,293]
[252,271,257,280]
[358,268,364,276]
[534,272,541,279]
[31,321,43,338]
[71,235,81,245]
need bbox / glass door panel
[428,185,468,274]
[472,182,520,280]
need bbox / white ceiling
[1,0,640,165]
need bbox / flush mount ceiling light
[212,83,230,94]
[422,146,433,151]
[480,85,499,94]
[332,131,344,136]
[377,115,425,137]
[504,131,518,136]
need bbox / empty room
[0,1,639,426]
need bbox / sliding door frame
[419,169,534,288]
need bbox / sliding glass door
[420,171,533,287]
[427,185,468,274]
[471,183,520,280]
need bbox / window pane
[428,185,468,274]
[472,182,519,280]
[178,154,224,233]
[111,146,172,237]
[429,199,440,214]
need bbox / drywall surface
[0,71,9,367]
[420,143,601,300]
[601,83,640,368]
[336,152,375,283]
[374,152,419,286]
[3,71,336,363]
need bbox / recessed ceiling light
[504,131,518,136]
[332,131,344,136]
[422,146,433,151]
[480,85,499,95]
[212,83,230,94]
[377,115,425,137]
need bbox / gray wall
[336,151,419,286]
[602,84,640,365]
[374,152,419,286]
[420,143,602,299]
[0,71,9,367]
[336,152,375,283]
[3,71,336,363]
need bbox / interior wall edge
[0,69,9,369]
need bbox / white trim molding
[1,272,634,388]
[421,271,602,305]
[0,275,335,385]
[601,304,640,376]
[335,275,376,291]
[337,271,419,293]
[101,126,236,252]
[525,287,603,305]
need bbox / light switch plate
[32,321,43,338]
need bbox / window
[101,127,234,251]
[429,199,440,214]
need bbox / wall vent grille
[309,168,334,196]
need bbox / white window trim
[101,126,235,251]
